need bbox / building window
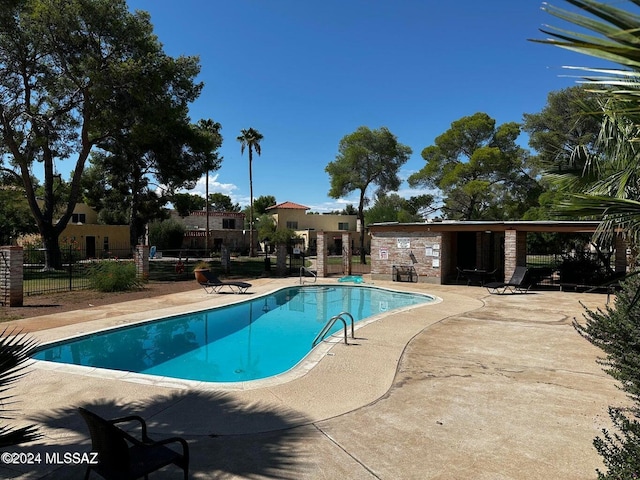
[72,213,86,223]
[286,221,298,229]
[222,218,236,229]
[338,222,349,231]
[103,237,109,251]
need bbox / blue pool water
[33,285,434,383]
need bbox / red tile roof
[266,201,310,211]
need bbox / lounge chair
[198,270,252,294]
[485,266,531,294]
[78,407,189,480]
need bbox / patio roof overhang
[367,220,603,234]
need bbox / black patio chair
[78,407,189,480]
[485,266,531,294]
[198,270,252,294]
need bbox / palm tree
[535,3,640,477]
[237,128,264,257]
[196,119,223,253]
[532,1,640,245]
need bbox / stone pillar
[276,244,287,276]
[221,245,230,274]
[135,245,149,281]
[504,230,527,282]
[614,234,628,273]
[342,232,352,276]
[1,246,23,307]
[475,232,483,269]
[316,231,328,277]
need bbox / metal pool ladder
[312,311,355,347]
[300,266,317,284]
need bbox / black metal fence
[524,232,617,289]
[23,243,134,296]
[21,244,307,295]
[324,253,372,276]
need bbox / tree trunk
[129,161,141,248]
[41,226,62,271]
[249,150,255,257]
[358,192,367,265]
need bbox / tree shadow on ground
[10,389,315,479]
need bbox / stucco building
[17,203,131,258]
[266,201,364,254]
[170,210,246,252]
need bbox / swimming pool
[33,285,435,383]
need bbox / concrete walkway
[0,279,626,479]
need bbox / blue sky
[119,0,592,213]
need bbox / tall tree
[171,193,206,217]
[342,204,357,215]
[364,193,426,225]
[408,112,540,220]
[242,195,275,231]
[523,86,602,176]
[81,154,171,240]
[0,0,204,268]
[208,192,240,212]
[197,119,223,252]
[237,128,263,257]
[530,0,640,246]
[82,118,218,247]
[326,126,412,263]
[253,195,277,216]
[522,86,603,219]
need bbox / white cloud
[307,197,359,213]
[173,174,253,207]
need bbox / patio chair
[485,266,531,294]
[198,270,252,294]
[455,267,467,284]
[78,407,189,480]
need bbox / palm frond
[545,0,640,44]
[0,425,40,449]
[0,329,40,446]
[559,194,640,244]
[534,2,640,70]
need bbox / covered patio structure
[368,220,627,286]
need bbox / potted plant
[193,260,210,283]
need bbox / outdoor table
[462,269,491,286]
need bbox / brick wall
[504,230,526,281]
[316,232,328,277]
[615,234,627,273]
[342,232,352,275]
[0,246,23,307]
[135,245,149,280]
[371,231,443,283]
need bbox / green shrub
[88,261,141,292]
[575,274,640,478]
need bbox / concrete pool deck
[0,278,627,479]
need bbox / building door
[86,236,96,259]
[456,232,476,269]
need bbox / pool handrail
[312,311,355,347]
[300,266,317,284]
